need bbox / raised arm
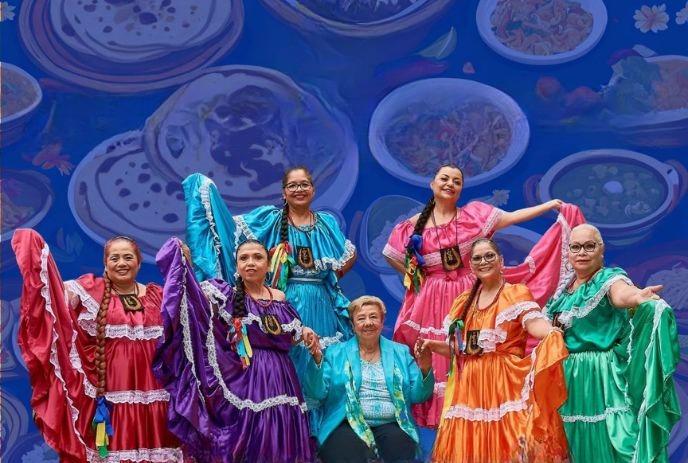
[496,200,563,230]
[608,280,662,309]
[183,173,238,283]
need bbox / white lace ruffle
[495,301,540,327]
[319,332,344,349]
[39,244,89,450]
[200,280,228,308]
[482,207,504,237]
[205,315,307,413]
[180,265,207,407]
[382,243,405,263]
[233,214,257,244]
[199,177,224,279]
[434,381,447,395]
[556,275,633,328]
[444,347,537,422]
[65,279,100,323]
[476,301,540,352]
[86,446,183,462]
[521,311,547,327]
[631,299,670,463]
[104,389,170,404]
[402,319,446,337]
[525,255,536,276]
[477,328,507,352]
[552,213,575,301]
[79,320,163,340]
[560,405,630,423]
[325,239,357,271]
[237,312,304,337]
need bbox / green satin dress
[546,267,681,463]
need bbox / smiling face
[352,303,384,344]
[469,240,504,284]
[430,165,463,203]
[236,241,269,284]
[104,239,141,287]
[568,225,604,276]
[283,168,315,209]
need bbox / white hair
[570,223,604,243]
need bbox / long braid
[233,276,248,318]
[95,272,113,397]
[280,201,290,246]
[405,196,435,263]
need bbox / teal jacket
[304,336,434,453]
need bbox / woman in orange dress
[417,238,569,463]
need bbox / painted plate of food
[369,78,529,188]
[476,0,607,65]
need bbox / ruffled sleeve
[183,173,238,284]
[625,299,681,463]
[382,220,413,264]
[311,212,356,271]
[461,201,504,238]
[234,205,284,249]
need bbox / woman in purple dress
[153,237,318,463]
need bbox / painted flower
[0,1,16,21]
[677,2,688,25]
[633,4,669,33]
[32,142,75,175]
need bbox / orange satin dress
[432,283,570,463]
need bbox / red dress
[12,229,182,463]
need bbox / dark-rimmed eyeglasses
[470,251,498,264]
[568,241,601,254]
[284,182,313,192]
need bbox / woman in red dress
[12,229,182,463]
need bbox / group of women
[12,164,680,463]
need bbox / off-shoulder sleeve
[382,220,413,264]
[462,201,504,238]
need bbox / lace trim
[180,265,207,407]
[434,382,446,395]
[477,328,507,352]
[234,214,257,244]
[299,331,344,349]
[478,302,540,352]
[79,321,163,340]
[382,243,405,263]
[65,280,99,323]
[561,405,630,423]
[325,239,356,271]
[631,299,669,463]
[495,301,540,326]
[200,280,228,309]
[402,319,446,337]
[39,244,89,450]
[86,446,183,462]
[199,177,224,279]
[556,275,633,328]
[521,311,546,327]
[444,347,537,422]
[482,207,503,237]
[238,312,304,336]
[205,313,307,413]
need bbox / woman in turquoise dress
[546,224,681,463]
[183,166,355,430]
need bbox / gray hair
[570,223,604,244]
[348,295,386,318]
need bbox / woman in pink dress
[383,164,585,427]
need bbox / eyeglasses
[470,251,498,264]
[284,182,313,192]
[568,241,601,254]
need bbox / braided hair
[233,239,270,318]
[97,236,142,396]
[279,166,315,246]
[405,164,464,270]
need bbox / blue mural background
[1,0,687,460]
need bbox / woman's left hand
[636,284,663,304]
[414,339,433,375]
[302,327,320,352]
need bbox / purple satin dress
[154,238,314,463]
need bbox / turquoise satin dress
[183,173,355,432]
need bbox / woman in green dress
[546,223,681,463]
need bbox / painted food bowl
[525,149,686,245]
[19,0,244,93]
[259,0,453,38]
[1,170,53,242]
[359,194,424,274]
[608,55,688,147]
[369,78,529,188]
[68,131,187,263]
[0,63,43,146]
[476,0,607,65]
[144,65,358,213]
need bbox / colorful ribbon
[92,396,113,457]
[268,242,294,291]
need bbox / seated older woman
[304,295,433,463]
